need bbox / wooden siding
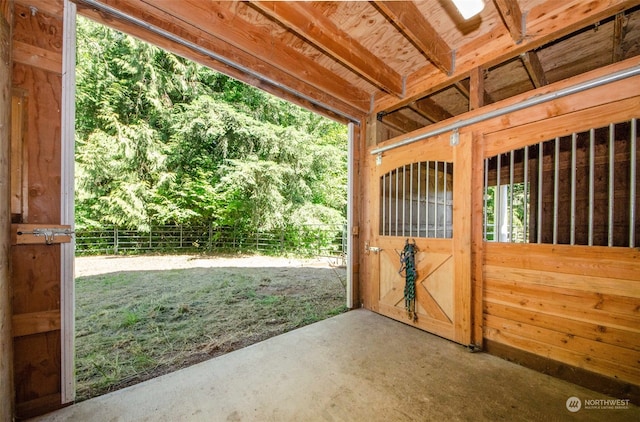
[483,243,640,385]
[11,1,64,418]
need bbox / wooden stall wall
[478,57,640,401]
[1,1,14,420]
[11,0,65,418]
[363,56,640,400]
[484,244,640,397]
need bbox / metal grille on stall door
[380,161,454,238]
[483,118,638,247]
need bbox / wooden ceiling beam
[493,0,524,43]
[410,98,453,123]
[373,0,453,75]
[131,0,372,114]
[521,51,548,88]
[250,1,403,97]
[374,0,636,114]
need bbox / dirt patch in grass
[75,254,347,401]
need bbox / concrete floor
[31,309,638,422]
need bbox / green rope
[399,239,418,322]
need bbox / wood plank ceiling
[74,0,640,134]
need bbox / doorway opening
[65,15,352,402]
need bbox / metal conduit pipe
[371,64,640,156]
[79,0,362,124]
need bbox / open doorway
[63,14,352,402]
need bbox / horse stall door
[369,132,472,345]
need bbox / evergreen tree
[75,17,347,233]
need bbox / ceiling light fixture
[451,0,485,20]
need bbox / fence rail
[75,224,347,262]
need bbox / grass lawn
[75,255,347,401]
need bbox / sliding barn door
[368,133,472,345]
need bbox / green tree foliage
[75,17,347,232]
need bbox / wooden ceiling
[75,0,640,132]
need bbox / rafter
[520,51,548,88]
[410,98,453,123]
[493,0,524,43]
[126,0,372,115]
[455,78,493,108]
[373,0,453,75]
[374,0,632,114]
[76,1,369,122]
[378,111,424,134]
[250,1,403,97]
[454,81,470,99]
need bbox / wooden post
[360,115,379,310]
[470,131,485,347]
[0,4,14,420]
[347,122,362,308]
[469,66,484,110]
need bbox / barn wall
[477,58,640,398]
[1,2,14,420]
[11,0,65,418]
[363,56,640,399]
[483,243,640,387]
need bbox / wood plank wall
[484,243,640,383]
[11,0,64,418]
[477,59,640,400]
[1,2,14,420]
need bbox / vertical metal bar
[509,150,515,242]
[608,123,615,247]
[444,161,448,238]
[417,162,421,237]
[382,173,386,236]
[388,171,392,236]
[630,118,637,247]
[537,142,543,244]
[553,137,559,244]
[425,162,430,237]
[395,168,399,236]
[484,158,489,241]
[434,161,439,238]
[410,163,414,237]
[523,146,529,243]
[402,165,406,237]
[496,154,501,242]
[570,133,577,245]
[589,128,595,246]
